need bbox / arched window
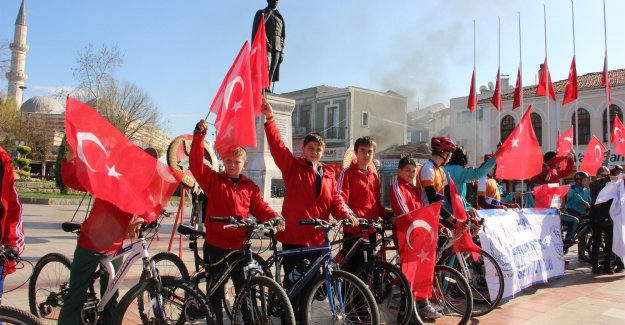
[501,115,516,143]
[603,104,623,141]
[572,108,591,145]
[531,113,542,146]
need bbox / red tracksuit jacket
[0,147,25,254]
[190,134,279,249]
[337,162,389,236]
[389,178,424,216]
[264,120,351,246]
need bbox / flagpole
[603,0,611,152]
[474,20,478,166]
[497,16,502,146]
[518,11,525,207]
[544,5,552,151]
[572,0,580,167]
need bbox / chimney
[501,75,510,90]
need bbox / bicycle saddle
[62,222,82,233]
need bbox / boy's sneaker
[418,304,443,319]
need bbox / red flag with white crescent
[532,184,570,209]
[65,98,183,217]
[448,177,481,257]
[579,135,606,175]
[556,126,574,157]
[395,202,441,300]
[611,115,625,157]
[251,13,269,114]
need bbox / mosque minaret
[6,0,29,107]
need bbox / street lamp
[17,85,27,147]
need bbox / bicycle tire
[577,226,593,263]
[151,251,191,280]
[231,275,296,325]
[302,270,380,325]
[219,253,271,320]
[440,250,504,316]
[0,306,42,325]
[357,261,414,325]
[431,265,473,325]
[112,276,216,324]
[28,253,71,324]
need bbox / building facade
[406,103,450,144]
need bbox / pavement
[3,203,625,324]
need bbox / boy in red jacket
[191,120,284,324]
[337,136,391,273]
[58,145,155,325]
[0,146,25,305]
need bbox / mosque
[3,0,170,178]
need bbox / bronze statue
[252,0,285,91]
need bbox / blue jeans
[561,211,581,242]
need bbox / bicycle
[0,246,41,325]
[256,218,380,324]
[332,218,415,325]
[28,211,215,324]
[153,216,295,324]
[437,218,503,317]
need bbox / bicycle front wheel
[113,276,215,324]
[431,265,473,325]
[151,251,191,279]
[0,306,42,325]
[28,253,71,324]
[440,250,504,316]
[231,276,296,325]
[357,261,414,325]
[302,270,380,325]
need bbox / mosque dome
[21,96,65,114]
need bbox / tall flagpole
[544,5,552,151]
[474,20,478,165]
[497,16,502,145]
[518,12,525,207]
[572,0,580,167]
[603,0,611,151]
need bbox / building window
[530,113,542,146]
[603,104,623,142]
[299,105,311,130]
[572,108,591,145]
[326,106,339,139]
[361,111,369,128]
[500,115,516,142]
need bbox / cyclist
[0,145,25,305]
[337,136,391,274]
[389,157,423,226]
[562,172,591,245]
[261,98,357,319]
[58,144,158,325]
[477,154,521,210]
[191,120,285,324]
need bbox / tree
[71,44,163,139]
[0,94,21,150]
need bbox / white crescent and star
[594,145,602,162]
[223,76,244,112]
[512,138,520,147]
[563,136,572,144]
[76,132,122,179]
[405,219,433,250]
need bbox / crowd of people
[0,96,623,323]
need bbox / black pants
[591,222,613,271]
[339,233,376,275]
[203,243,246,325]
[282,243,322,321]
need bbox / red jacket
[337,162,389,236]
[264,120,351,246]
[0,147,25,254]
[62,159,139,254]
[389,178,424,216]
[530,156,574,185]
[190,134,279,249]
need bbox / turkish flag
[396,202,441,299]
[579,135,606,175]
[556,126,574,157]
[602,54,611,108]
[611,115,625,157]
[448,178,481,258]
[512,66,522,110]
[251,13,269,114]
[495,105,543,180]
[65,98,182,217]
[467,70,477,112]
[562,56,578,105]
[532,184,570,209]
[536,59,556,100]
[208,42,257,158]
[491,67,502,111]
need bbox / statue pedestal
[244,94,295,212]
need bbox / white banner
[477,208,565,300]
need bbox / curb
[19,197,191,207]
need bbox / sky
[2,0,624,138]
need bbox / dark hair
[304,132,325,148]
[398,157,417,169]
[543,151,557,163]
[144,147,158,158]
[354,136,377,152]
[447,146,468,166]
